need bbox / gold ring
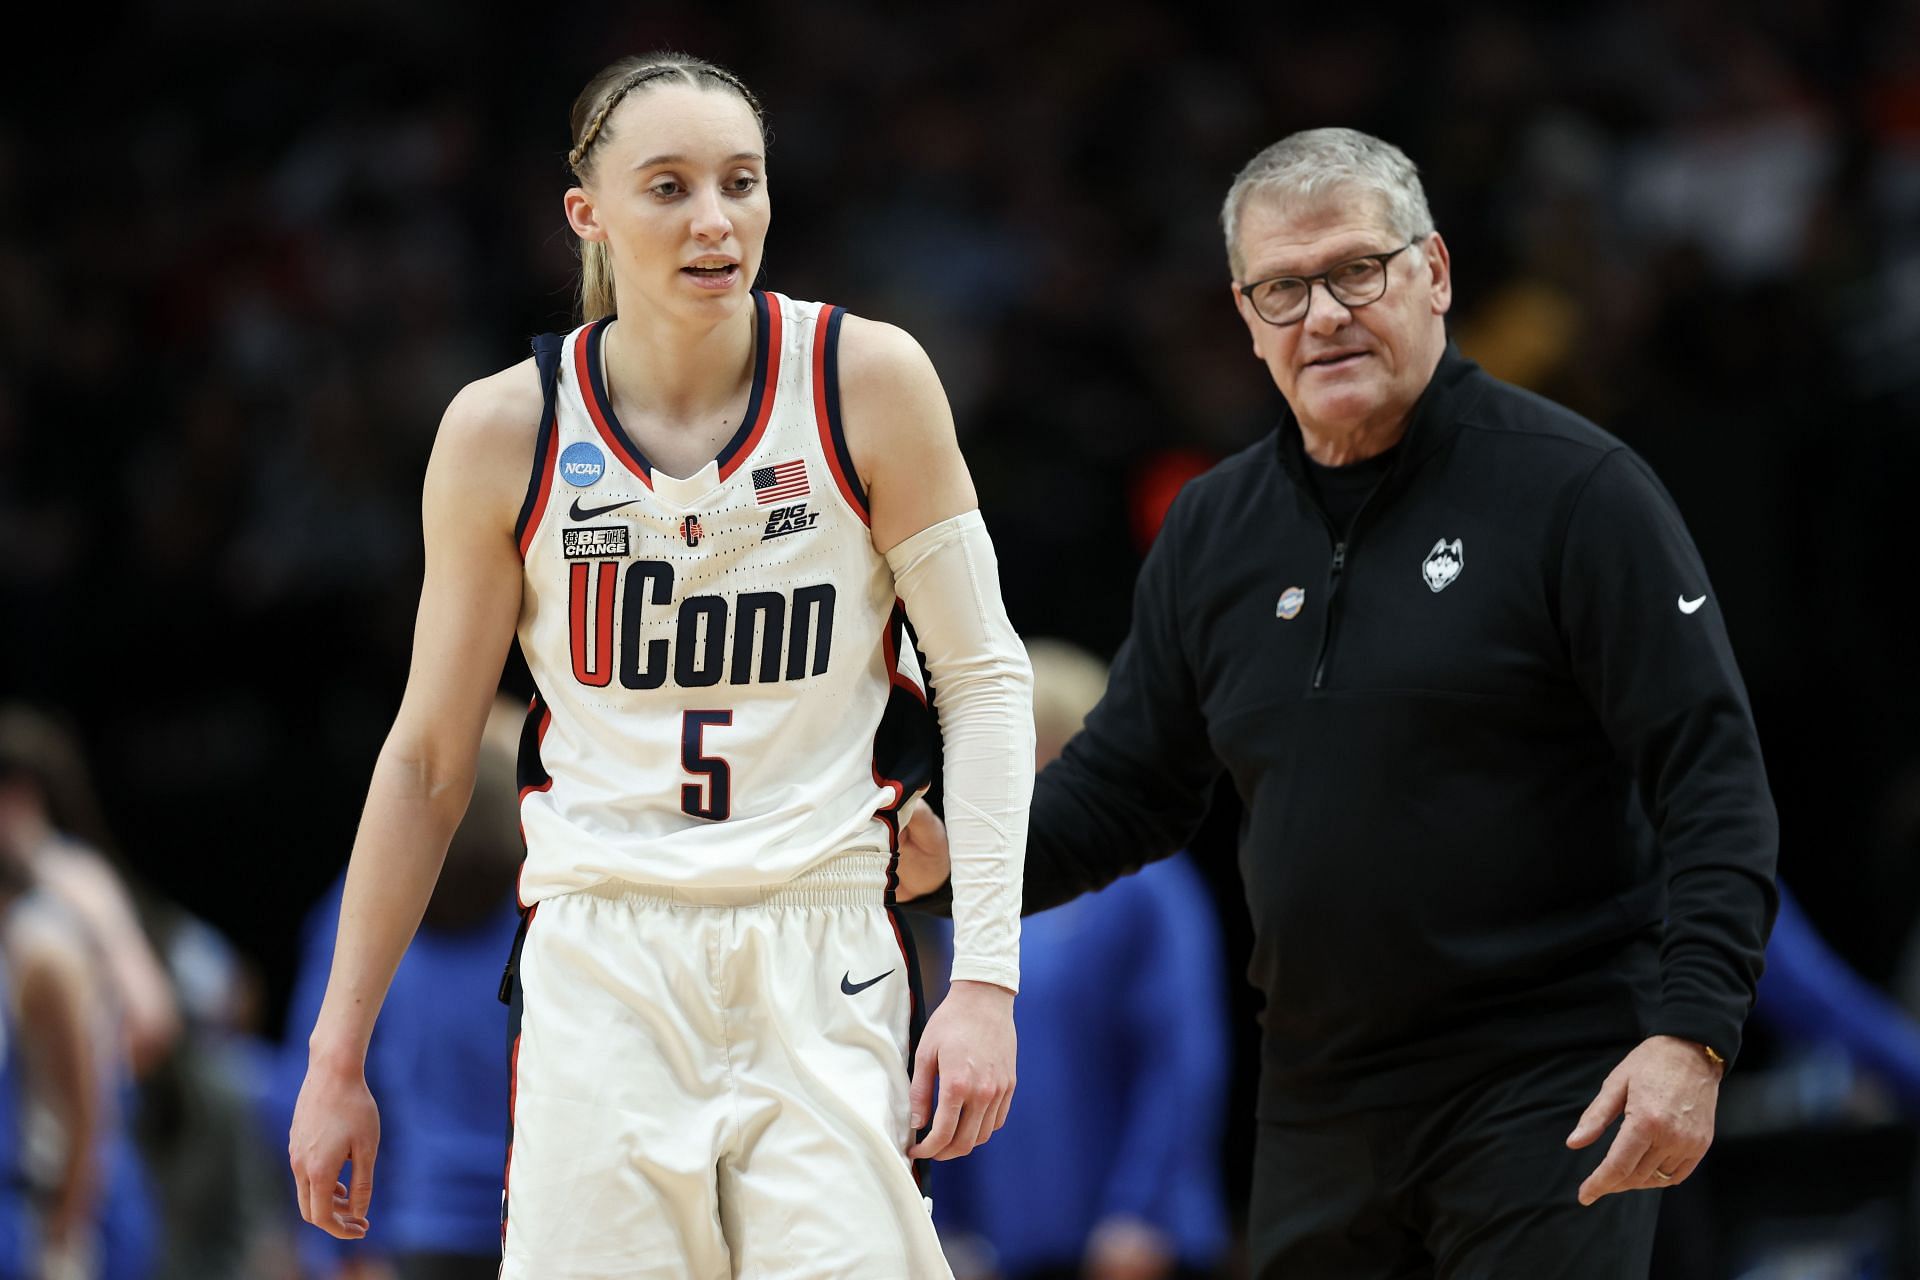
[1652,1169,1673,1182]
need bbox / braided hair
[567,54,768,321]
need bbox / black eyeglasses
[1238,240,1420,326]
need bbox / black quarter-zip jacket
[1025,348,1779,1120]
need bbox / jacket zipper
[1312,538,1346,689]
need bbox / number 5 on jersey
[681,710,733,821]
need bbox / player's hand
[1085,1215,1178,1280]
[1566,1034,1722,1204]
[896,807,951,902]
[906,978,1015,1160]
[289,1052,381,1238]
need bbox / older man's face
[1232,192,1451,446]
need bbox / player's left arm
[838,314,1034,1160]
[1556,447,1779,1201]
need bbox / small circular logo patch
[560,442,606,488]
[1276,586,1306,620]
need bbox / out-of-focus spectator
[0,709,180,1078]
[273,696,524,1280]
[0,852,36,1280]
[933,640,1230,1280]
[139,905,296,1280]
[0,787,157,1280]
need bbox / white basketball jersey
[511,292,935,903]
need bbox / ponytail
[580,239,617,322]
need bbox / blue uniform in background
[1754,882,1920,1111]
[931,854,1231,1277]
[0,950,32,1280]
[274,875,519,1275]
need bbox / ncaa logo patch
[1276,586,1306,620]
[1422,538,1464,592]
[560,442,606,488]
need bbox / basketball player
[287,54,1033,1279]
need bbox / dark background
[4,0,1919,1269]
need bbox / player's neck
[603,304,755,429]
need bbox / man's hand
[288,1052,381,1238]
[906,979,1015,1160]
[896,806,952,902]
[1566,1034,1723,1204]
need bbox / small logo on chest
[1422,538,1464,592]
[1276,586,1306,620]
[559,442,607,488]
[761,503,820,541]
[562,526,630,559]
[681,515,704,548]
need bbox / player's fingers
[906,1083,961,1159]
[1566,1071,1627,1149]
[328,1183,368,1239]
[303,1165,337,1232]
[942,1097,992,1159]
[1578,1118,1651,1206]
[291,1159,312,1224]
[908,1056,936,1133]
[933,1085,994,1160]
[990,1087,1013,1133]
[347,1144,378,1222]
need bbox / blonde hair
[567,53,767,322]
[1025,639,1111,746]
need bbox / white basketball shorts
[499,850,952,1279]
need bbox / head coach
[901,127,1778,1277]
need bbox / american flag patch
[753,459,809,505]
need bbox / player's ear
[565,187,607,243]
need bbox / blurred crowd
[3,0,1920,1275]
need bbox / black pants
[396,1253,499,1280]
[1250,1050,1661,1279]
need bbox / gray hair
[1220,128,1435,277]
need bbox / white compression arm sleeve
[885,509,1033,992]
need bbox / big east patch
[761,503,820,541]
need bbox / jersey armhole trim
[812,304,871,525]
[514,334,566,559]
[514,690,554,911]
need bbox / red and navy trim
[887,905,932,1193]
[872,602,938,898]
[576,320,653,485]
[716,290,784,481]
[499,902,538,1253]
[575,291,784,488]
[514,692,554,911]
[514,333,567,558]
[812,304,869,524]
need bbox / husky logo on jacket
[1423,538,1464,593]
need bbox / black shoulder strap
[531,331,565,427]
[513,333,569,549]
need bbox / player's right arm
[897,487,1223,915]
[288,359,541,1239]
